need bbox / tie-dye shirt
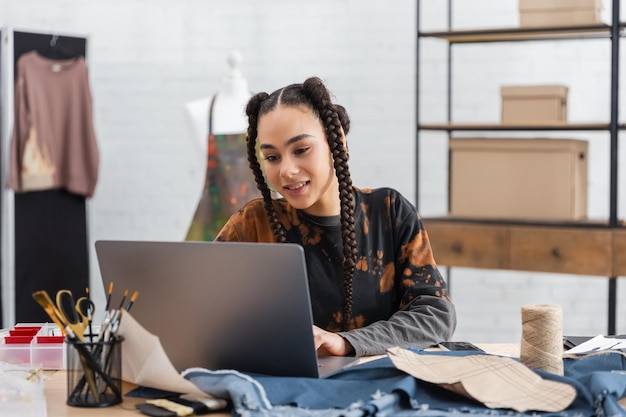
[215,187,456,356]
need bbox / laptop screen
[95,240,321,377]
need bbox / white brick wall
[0,0,624,339]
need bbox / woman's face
[257,105,340,217]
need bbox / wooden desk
[44,371,230,416]
[45,344,519,416]
[474,343,520,358]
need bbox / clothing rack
[0,28,91,326]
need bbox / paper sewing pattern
[119,312,227,410]
[387,346,576,413]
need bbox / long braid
[245,92,287,243]
[302,78,358,331]
[247,77,358,331]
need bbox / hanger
[40,34,80,60]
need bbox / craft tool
[32,290,100,402]
[125,290,139,312]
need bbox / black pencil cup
[65,336,123,407]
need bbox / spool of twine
[520,304,564,375]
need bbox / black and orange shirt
[216,187,456,356]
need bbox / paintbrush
[125,290,139,312]
[104,282,114,311]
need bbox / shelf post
[415,0,420,209]
[609,0,619,228]
[607,0,620,336]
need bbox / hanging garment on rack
[185,95,259,241]
[7,50,99,197]
[8,32,91,324]
[14,189,89,323]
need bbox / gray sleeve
[338,295,457,357]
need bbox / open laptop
[94,240,359,378]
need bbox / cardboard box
[520,0,601,9]
[519,0,603,27]
[501,85,568,124]
[520,9,601,27]
[449,138,588,220]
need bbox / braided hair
[245,77,358,331]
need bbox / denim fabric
[183,350,626,417]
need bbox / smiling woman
[258,106,339,217]
[215,76,456,357]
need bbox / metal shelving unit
[416,1,622,334]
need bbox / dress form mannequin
[184,51,252,162]
[184,51,258,241]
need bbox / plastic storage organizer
[0,323,64,369]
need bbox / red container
[9,328,41,336]
[5,335,34,344]
[36,336,65,344]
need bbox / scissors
[35,289,101,402]
[55,290,89,341]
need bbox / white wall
[0,0,624,340]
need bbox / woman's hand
[313,325,355,356]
